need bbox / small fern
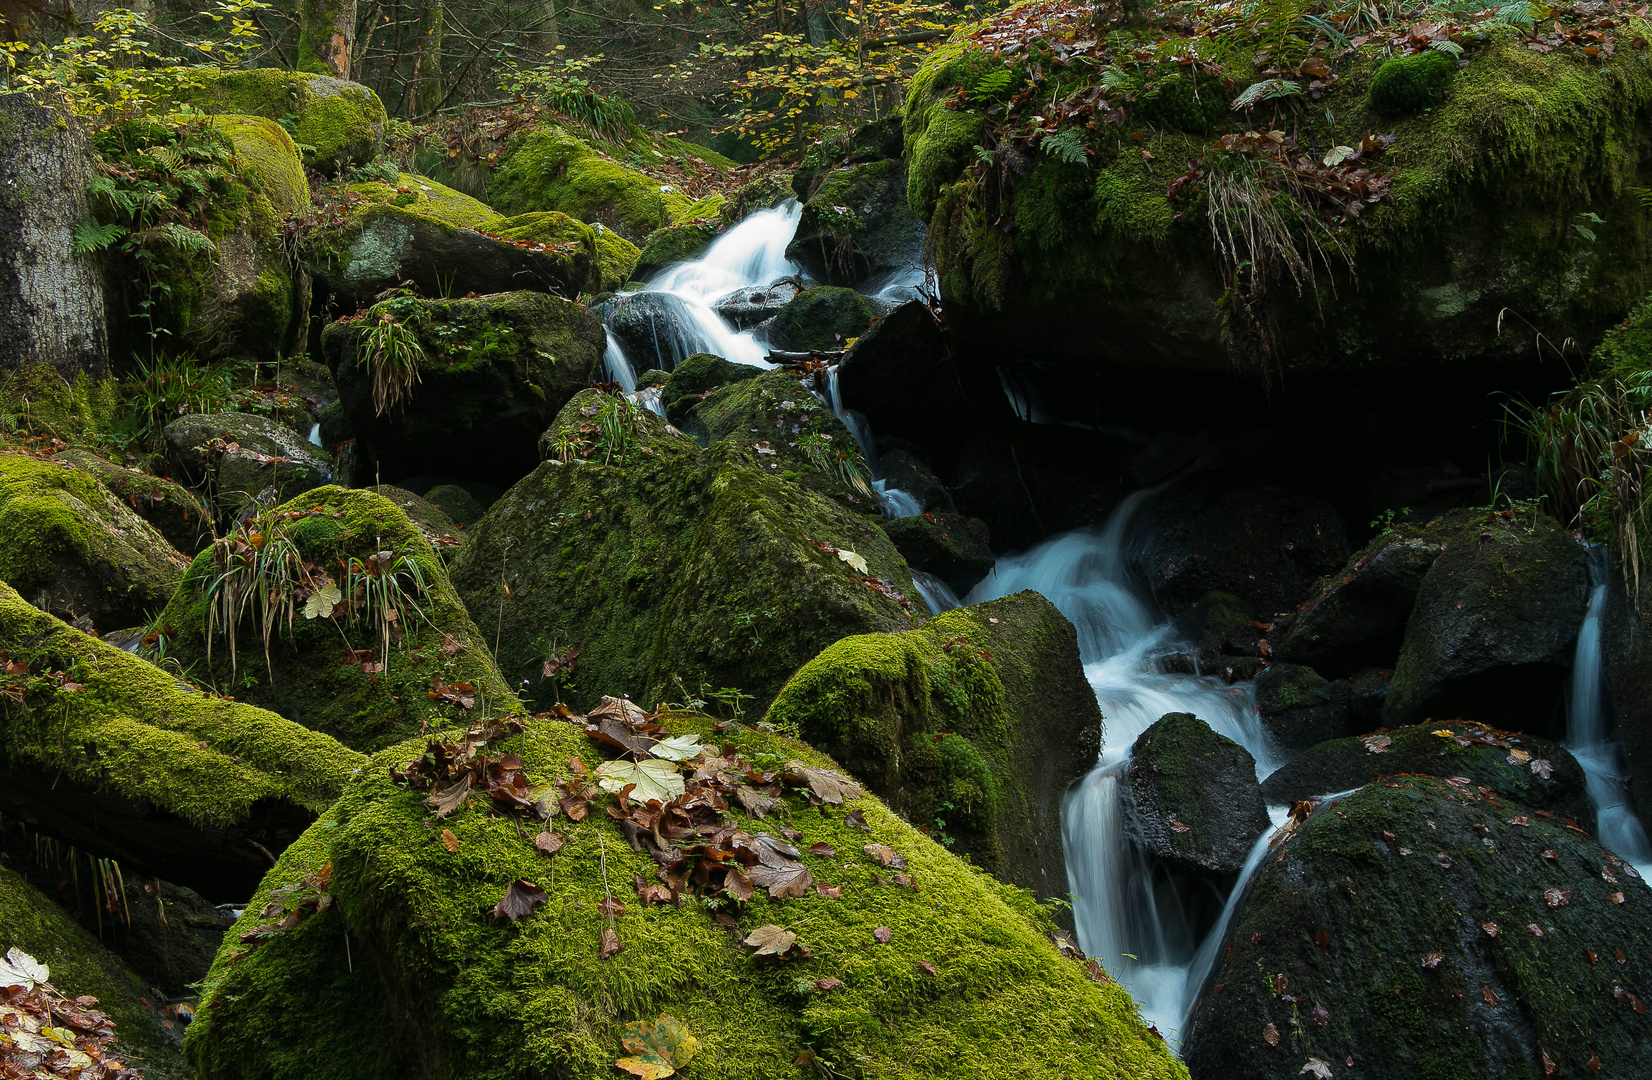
[1429,39,1465,57]
[72,221,127,254]
[1041,127,1089,165]
[968,67,1015,102]
[1232,78,1303,110]
[156,223,215,253]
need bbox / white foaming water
[875,480,922,519]
[641,200,804,368]
[968,489,1281,1046]
[1567,545,1652,880]
[912,570,962,615]
[604,330,638,391]
[307,422,322,446]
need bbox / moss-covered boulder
[1254,662,1387,755]
[0,365,118,443]
[451,390,915,713]
[166,68,388,172]
[321,290,603,485]
[1260,722,1590,819]
[1277,517,1460,674]
[162,411,334,520]
[906,17,1652,376]
[768,286,878,351]
[786,159,926,287]
[420,483,485,526]
[156,487,521,753]
[1126,712,1270,877]
[0,453,188,630]
[303,174,596,304]
[681,367,877,509]
[365,484,464,548]
[1183,775,1652,1079]
[493,210,642,293]
[1384,510,1588,728]
[658,351,763,421]
[764,591,1100,900]
[882,512,994,595]
[489,127,700,242]
[183,713,1182,1080]
[0,867,188,1079]
[52,449,211,556]
[633,217,723,280]
[0,581,362,896]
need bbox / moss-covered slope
[766,590,1101,900]
[0,580,361,896]
[156,487,522,753]
[184,715,1186,1080]
[450,390,917,714]
[906,7,1652,374]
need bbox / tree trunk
[413,0,443,118]
[0,94,107,382]
[541,0,560,53]
[301,0,357,79]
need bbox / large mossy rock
[1277,516,1461,674]
[166,68,388,172]
[488,126,729,243]
[52,448,211,556]
[303,174,596,304]
[1126,713,1270,877]
[785,159,925,287]
[768,285,878,351]
[633,217,723,281]
[183,715,1184,1080]
[1383,510,1588,728]
[0,581,362,897]
[0,453,188,630]
[321,290,604,486]
[658,351,763,422]
[1254,662,1387,755]
[1182,775,1652,1079]
[493,210,641,293]
[156,487,521,753]
[450,390,916,714]
[764,591,1102,900]
[162,411,334,520]
[906,24,1652,376]
[0,867,188,1079]
[1260,723,1590,820]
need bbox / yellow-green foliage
[0,454,187,625]
[350,172,502,231]
[185,716,1186,1080]
[0,580,362,825]
[0,365,118,441]
[210,115,309,216]
[165,68,388,171]
[157,486,523,752]
[0,867,187,1079]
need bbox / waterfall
[1566,545,1652,877]
[604,329,638,391]
[968,489,1281,1045]
[912,570,962,615]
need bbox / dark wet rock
[365,485,463,548]
[1126,713,1270,877]
[1277,517,1455,674]
[880,448,951,512]
[1383,511,1588,729]
[792,114,905,200]
[949,433,1124,554]
[1126,473,1350,621]
[1183,775,1652,1080]
[766,590,1101,902]
[1602,584,1652,822]
[1255,663,1385,756]
[162,412,333,520]
[768,286,877,352]
[659,351,764,424]
[1261,724,1589,819]
[322,290,603,488]
[51,449,211,557]
[786,159,925,287]
[602,290,720,372]
[711,279,800,329]
[884,513,994,596]
[421,483,484,527]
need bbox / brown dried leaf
[809,842,837,857]
[427,774,472,818]
[599,927,622,960]
[814,883,842,899]
[440,829,459,853]
[1544,887,1571,909]
[1422,952,1444,969]
[534,830,564,855]
[599,897,627,918]
[814,977,845,992]
[1262,1023,1280,1047]
[494,880,547,923]
[863,843,906,868]
[784,762,863,805]
[744,924,798,957]
[845,808,870,831]
[724,868,755,903]
[1313,1002,1329,1028]
[1482,922,1500,938]
[735,785,783,818]
[872,926,892,945]
[1482,985,1500,1006]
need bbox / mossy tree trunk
[0,94,107,382]
[300,0,357,79]
[412,0,444,117]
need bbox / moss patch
[165,68,388,172]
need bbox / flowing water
[968,490,1283,1045]
[1566,545,1652,880]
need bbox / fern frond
[72,220,127,253]
[1232,78,1302,110]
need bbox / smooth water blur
[969,489,1280,1046]
[1567,545,1652,879]
[604,329,638,391]
[912,570,962,615]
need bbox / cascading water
[604,329,638,391]
[1566,545,1652,879]
[967,489,1282,1045]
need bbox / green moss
[50,449,210,555]
[210,115,309,216]
[349,172,500,230]
[0,365,118,440]
[156,487,522,752]
[492,209,643,293]
[1369,49,1456,116]
[634,218,723,276]
[166,68,388,171]
[0,867,188,1079]
[187,715,1182,1080]
[0,579,361,824]
[658,352,762,420]
[771,287,877,351]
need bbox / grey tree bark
[0,94,108,381]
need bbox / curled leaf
[494,879,547,923]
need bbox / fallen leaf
[534,830,564,855]
[615,1013,698,1079]
[863,843,907,868]
[1313,928,1329,949]
[744,924,799,957]
[918,961,937,976]
[1588,1050,1603,1073]
[1263,1023,1280,1047]
[814,977,845,991]
[872,926,892,944]
[649,734,704,762]
[440,828,459,853]
[599,897,627,917]
[1301,1059,1333,1079]
[809,842,837,857]
[837,548,869,573]
[1364,734,1392,754]
[600,927,622,960]
[494,880,547,923]
[0,947,49,990]
[1531,758,1553,779]
[1482,985,1500,1006]
[1613,891,1627,905]
[1510,816,1530,827]
[1527,924,1545,937]
[1544,887,1572,909]
[747,833,813,899]
[845,809,870,831]
[1422,952,1445,969]
[735,785,783,818]
[303,583,341,619]
[814,883,842,899]
[785,762,863,805]
[1482,922,1500,938]
[427,774,472,818]
[1437,854,1453,868]
[595,758,685,804]
[1273,972,1289,995]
